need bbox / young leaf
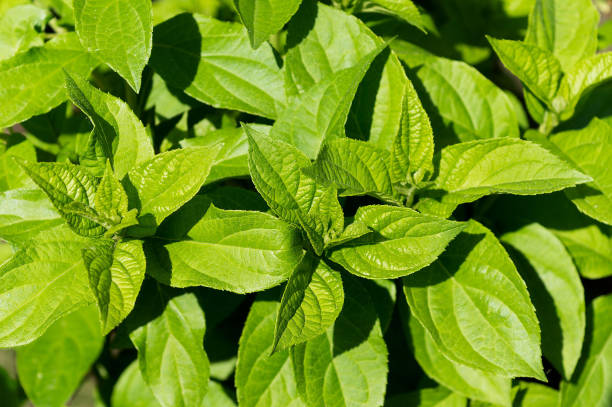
[525,0,599,71]
[415,56,520,142]
[82,239,146,334]
[550,119,612,226]
[0,225,93,347]
[272,254,344,352]
[420,138,591,217]
[291,275,388,407]
[0,32,98,129]
[308,138,398,202]
[329,205,466,279]
[513,382,559,407]
[403,221,545,380]
[16,160,106,237]
[159,205,304,293]
[111,361,162,407]
[124,146,221,236]
[233,0,302,48]
[94,162,130,226]
[502,223,585,379]
[487,37,562,109]
[559,294,612,407]
[404,311,512,406]
[271,45,385,158]
[74,0,152,91]
[0,5,47,60]
[64,73,154,178]
[130,292,210,407]
[246,125,343,254]
[0,189,63,246]
[150,14,286,119]
[391,79,434,186]
[16,305,103,407]
[235,298,305,407]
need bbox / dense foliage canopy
[0,0,611,406]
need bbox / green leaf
[558,53,612,117]
[550,119,612,226]
[286,2,404,146]
[513,382,559,407]
[560,294,612,407]
[290,274,388,407]
[273,254,344,352]
[308,138,398,202]
[17,160,107,237]
[236,298,305,407]
[404,311,512,406]
[16,305,103,407]
[0,5,48,60]
[82,239,146,334]
[124,146,221,236]
[555,226,612,280]
[150,13,286,119]
[386,386,467,407]
[74,0,152,91]
[403,221,545,380]
[130,292,210,407]
[416,57,520,143]
[65,72,154,178]
[525,0,599,71]
[159,205,304,293]
[487,37,562,109]
[0,32,98,129]
[271,45,385,158]
[111,361,162,407]
[502,223,585,379]
[233,0,302,48]
[0,137,36,192]
[420,138,591,218]
[203,381,238,407]
[0,225,93,347]
[246,125,343,255]
[329,205,465,279]
[391,79,434,186]
[0,189,62,246]
[94,162,130,227]
[366,0,425,31]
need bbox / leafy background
[1,0,612,406]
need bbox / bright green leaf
[111,361,162,407]
[82,239,146,334]
[150,14,286,119]
[513,382,559,407]
[416,56,520,142]
[16,305,103,407]
[0,32,98,129]
[65,72,154,178]
[0,5,48,60]
[130,292,209,407]
[366,0,425,31]
[246,125,343,255]
[550,119,612,226]
[525,0,599,71]
[502,223,585,379]
[233,0,302,48]
[560,294,612,407]
[487,37,562,109]
[273,254,344,352]
[0,137,36,192]
[74,0,152,91]
[291,274,388,407]
[124,146,221,236]
[236,298,305,407]
[386,386,467,407]
[403,221,545,380]
[159,205,304,293]
[329,205,465,279]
